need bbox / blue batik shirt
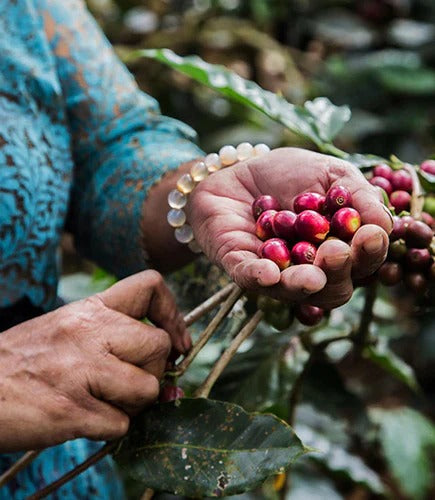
[0,0,203,497]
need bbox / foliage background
[59,1,435,499]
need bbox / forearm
[141,159,202,273]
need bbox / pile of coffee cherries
[368,162,435,293]
[252,185,362,327]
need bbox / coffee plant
[9,50,434,499]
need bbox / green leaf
[344,152,386,170]
[114,398,307,497]
[370,407,435,500]
[378,66,435,95]
[134,48,350,148]
[364,342,420,392]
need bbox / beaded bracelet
[167,142,271,253]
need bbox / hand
[188,148,393,309]
[0,270,189,452]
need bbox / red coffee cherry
[272,210,297,241]
[405,248,432,272]
[404,272,427,294]
[159,385,185,402]
[390,215,414,240]
[293,192,325,214]
[295,304,324,326]
[373,163,393,180]
[378,262,403,286]
[252,195,281,220]
[330,207,361,241]
[420,159,435,176]
[324,186,352,214]
[258,238,291,270]
[370,176,393,196]
[389,191,411,213]
[295,210,330,244]
[404,220,433,249]
[290,241,317,265]
[421,211,434,229]
[255,209,277,240]
[391,170,413,192]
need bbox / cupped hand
[188,147,393,309]
[0,270,189,452]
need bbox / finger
[278,264,327,301]
[89,360,160,416]
[231,255,282,289]
[97,309,171,372]
[309,239,353,308]
[76,400,130,442]
[97,270,190,353]
[351,224,390,279]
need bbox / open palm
[188,148,393,309]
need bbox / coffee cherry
[370,176,393,196]
[404,272,427,294]
[391,170,413,192]
[389,190,411,213]
[404,220,433,248]
[390,215,414,240]
[330,207,361,241]
[373,163,393,180]
[264,307,294,330]
[295,210,330,244]
[256,295,282,313]
[255,210,277,240]
[291,241,317,265]
[378,262,403,286]
[421,212,434,229]
[388,240,407,262]
[430,261,435,281]
[258,238,291,270]
[420,159,435,176]
[424,196,435,217]
[405,248,432,271]
[295,304,324,326]
[252,195,281,220]
[272,210,297,240]
[159,385,185,402]
[293,192,325,214]
[324,186,352,214]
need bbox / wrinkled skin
[0,271,189,452]
[189,148,392,309]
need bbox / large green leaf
[133,48,350,149]
[364,342,420,392]
[370,407,435,500]
[114,398,307,497]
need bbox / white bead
[236,142,254,161]
[175,224,194,244]
[204,153,222,172]
[219,145,238,166]
[188,239,202,254]
[167,209,186,227]
[190,161,208,182]
[168,189,187,209]
[254,143,270,156]
[176,173,195,194]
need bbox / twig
[194,310,264,398]
[183,283,234,326]
[404,164,424,220]
[175,285,243,375]
[0,451,40,488]
[354,281,377,353]
[26,441,117,500]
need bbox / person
[0,0,393,497]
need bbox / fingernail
[382,204,394,226]
[324,251,350,270]
[363,233,384,254]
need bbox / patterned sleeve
[42,0,203,277]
